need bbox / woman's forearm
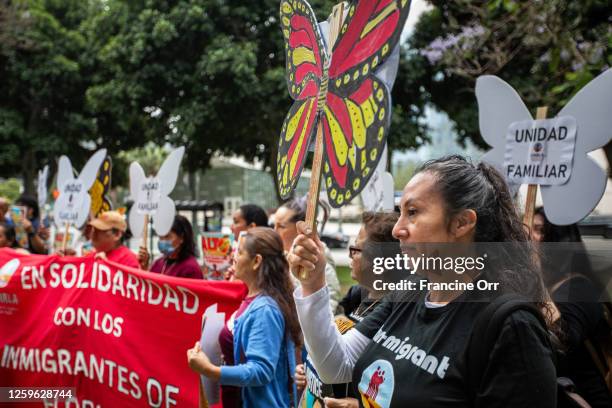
[202,363,221,381]
[294,286,370,383]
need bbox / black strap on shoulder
[465,294,547,402]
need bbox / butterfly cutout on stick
[53,149,107,229]
[476,68,612,225]
[277,0,411,207]
[129,146,185,238]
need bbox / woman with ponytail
[187,227,301,407]
[289,155,557,407]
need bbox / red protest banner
[0,248,246,407]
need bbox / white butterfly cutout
[129,146,185,238]
[37,165,49,209]
[476,68,612,225]
[53,149,107,228]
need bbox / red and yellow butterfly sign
[277,0,411,207]
[89,156,112,217]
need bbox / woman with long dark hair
[533,207,611,407]
[289,155,557,407]
[187,227,302,407]
[138,215,203,279]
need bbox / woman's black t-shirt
[352,291,557,408]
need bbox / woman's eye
[407,208,417,216]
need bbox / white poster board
[476,68,612,225]
[53,149,107,229]
[361,145,394,212]
[199,303,226,405]
[129,146,185,238]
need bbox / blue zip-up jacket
[220,294,298,407]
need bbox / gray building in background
[172,156,310,217]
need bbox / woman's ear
[451,209,477,240]
[252,254,263,271]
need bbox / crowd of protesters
[1,154,609,408]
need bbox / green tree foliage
[403,0,611,165]
[0,0,151,195]
[0,178,23,201]
[0,0,425,200]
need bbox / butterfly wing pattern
[277,0,411,207]
[89,156,113,218]
[277,0,326,199]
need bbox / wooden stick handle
[298,121,325,280]
[296,2,345,280]
[61,222,70,253]
[523,106,548,233]
[142,214,149,251]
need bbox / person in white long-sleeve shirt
[287,155,557,408]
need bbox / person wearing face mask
[138,215,203,279]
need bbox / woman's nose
[392,224,408,240]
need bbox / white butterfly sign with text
[476,68,612,226]
[53,149,108,251]
[129,146,185,247]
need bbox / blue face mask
[158,239,176,256]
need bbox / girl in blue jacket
[188,227,302,407]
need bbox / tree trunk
[21,149,35,196]
[188,170,198,231]
[23,101,41,197]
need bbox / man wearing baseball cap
[88,211,139,269]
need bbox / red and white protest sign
[0,248,246,407]
[201,233,234,280]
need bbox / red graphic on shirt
[365,366,386,400]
